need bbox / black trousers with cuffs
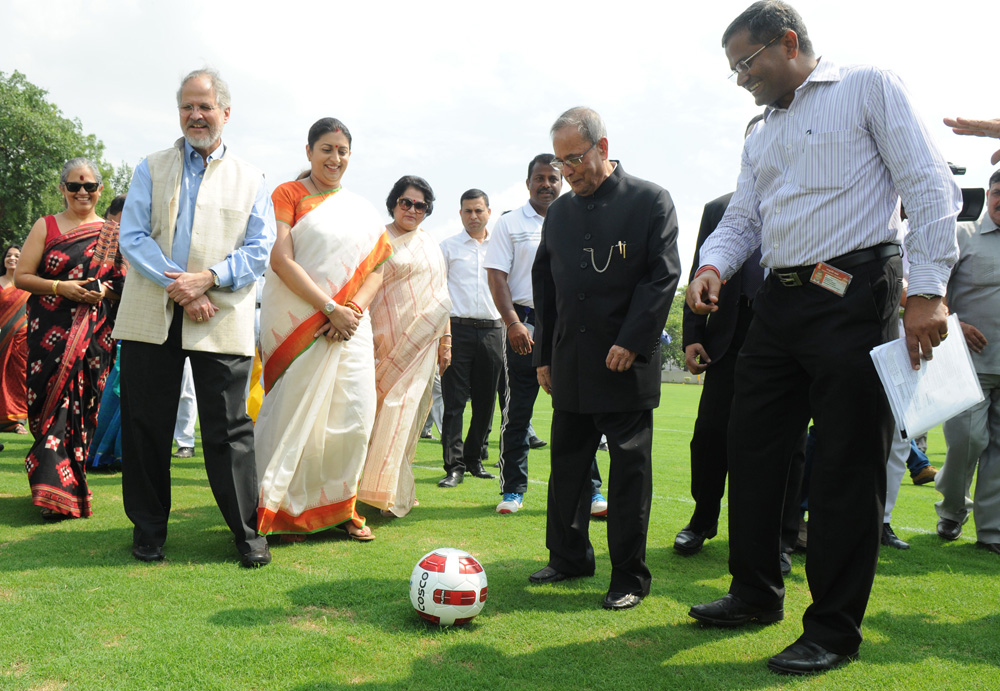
[441,319,503,474]
[120,304,265,555]
[726,251,901,654]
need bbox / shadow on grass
[0,502,251,569]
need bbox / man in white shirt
[485,154,607,515]
[437,190,503,488]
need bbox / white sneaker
[497,493,524,514]
[591,493,608,517]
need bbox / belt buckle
[776,271,802,287]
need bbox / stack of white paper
[870,313,984,440]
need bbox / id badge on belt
[810,262,852,297]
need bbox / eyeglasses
[550,142,597,171]
[64,182,100,193]
[179,104,219,114]
[728,33,784,80]
[397,197,429,213]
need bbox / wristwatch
[209,269,220,288]
[322,300,337,315]
[910,293,942,300]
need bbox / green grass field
[1,383,997,690]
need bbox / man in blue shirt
[115,69,276,568]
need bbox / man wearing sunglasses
[686,1,960,675]
[114,68,276,569]
[530,107,680,611]
[436,189,504,489]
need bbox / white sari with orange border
[255,187,392,535]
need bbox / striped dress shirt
[699,58,961,296]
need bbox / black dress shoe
[767,638,858,675]
[881,523,910,550]
[937,517,962,541]
[689,593,783,627]
[603,591,643,610]
[674,523,718,555]
[241,544,271,568]
[779,552,792,576]
[172,446,195,458]
[437,471,464,488]
[468,463,495,480]
[132,544,165,562]
[528,565,587,584]
[528,435,547,449]
[977,541,1000,555]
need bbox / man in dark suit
[530,106,680,610]
[678,189,805,572]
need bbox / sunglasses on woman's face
[64,182,100,193]
[397,197,429,213]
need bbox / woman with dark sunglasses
[14,157,127,520]
[357,176,451,517]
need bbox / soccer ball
[409,548,488,626]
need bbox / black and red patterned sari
[25,216,126,518]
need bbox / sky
[3,0,995,280]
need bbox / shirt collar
[581,160,623,200]
[183,139,226,168]
[521,201,544,221]
[765,56,840,119]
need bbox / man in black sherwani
[530,106,680,610]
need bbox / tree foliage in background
[0,70,130,247]
[661,287,687,369]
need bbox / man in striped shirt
[686,0,961,676]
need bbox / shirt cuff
[906,263,951,297]
[210,262,233,288]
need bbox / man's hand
[685,343,710,374]
[184,294,219,323]
[902,295,949,369]
[165,270,215,306]
[507,322,533,355]
[537,365,552,395]
[960,321,988,354]
[944,117,1000,165]
[686,269,721,315]
[606,345,638,373]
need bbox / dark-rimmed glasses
[397,197,429,213]
[551,142,597,171]
[64,182,100,193]
[728,33,784,80]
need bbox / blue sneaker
[591,493,608,517]
[497,492,524,514]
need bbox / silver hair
[176,68,232,110]
[60,157,102,185]
[550,106,607,144]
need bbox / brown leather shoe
[911,465,938,485]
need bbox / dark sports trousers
[547,408,653,596]
[688,296,805,545]
[120,304,265,555]
[727,254,901,655]
[498,304,602,495]
[441,320,503,473]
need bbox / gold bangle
[440,344,452,349]
[52,280,60,296]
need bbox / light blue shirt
[119,140,276,290]
[699,58,961,296]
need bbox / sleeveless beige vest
[112,138,261,356]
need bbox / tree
[0,70,128,247]
[661,287,687,369]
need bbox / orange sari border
[257,497,365,535]
[261,232,393,394]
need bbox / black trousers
[727,255,900,654]
[499,305,602,495]
[547,408,653,595]
[688,297,805,545]
[441,321,503,473]
[120,305,265,555]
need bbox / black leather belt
[452,317,503,328]
[772,243,901,287]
